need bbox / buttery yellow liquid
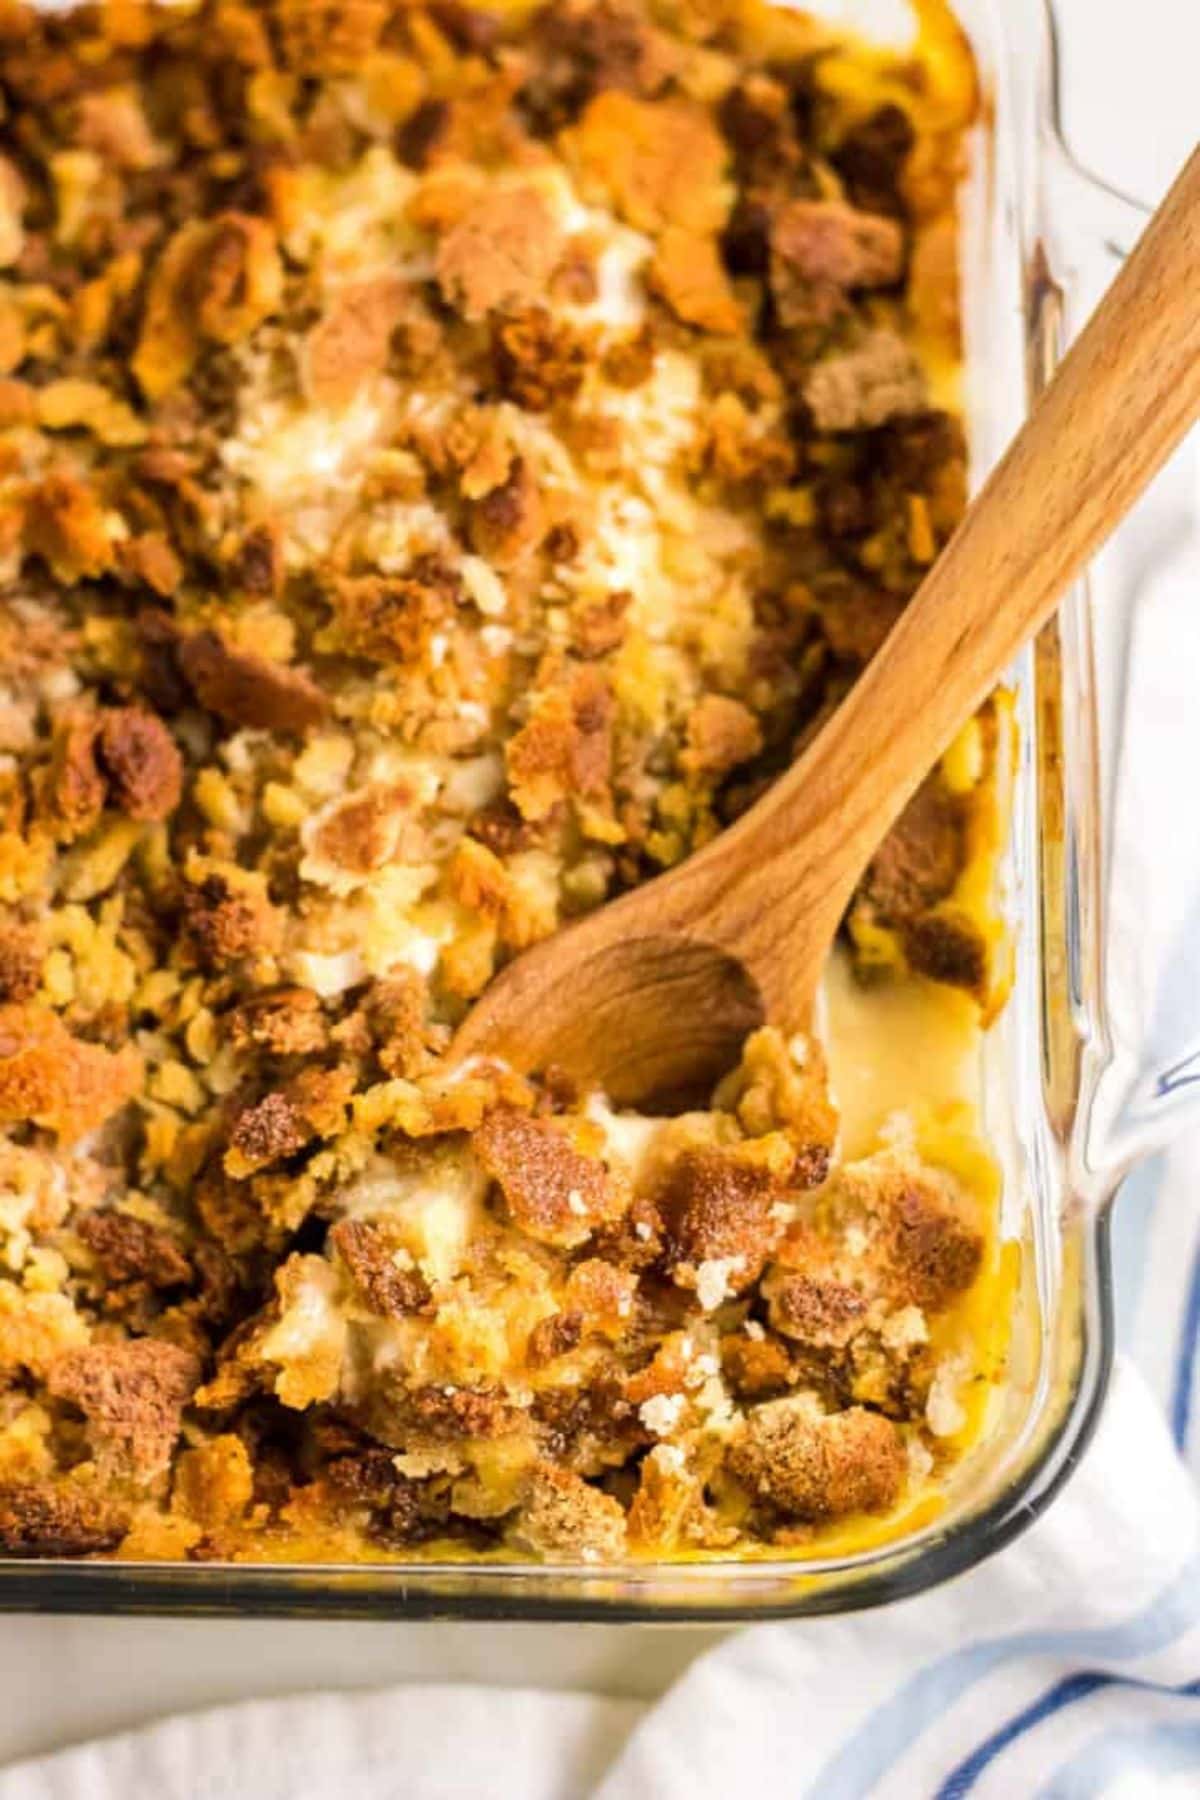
[824,950,983,1158]
[794,952,1022,1562]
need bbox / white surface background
[1,0,1197,1770]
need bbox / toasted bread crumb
[330,1218,432,1317]
[803,331,928,433]
[565,93,730,234]
[178,631,329,735]
[475,1105,615,1247]
[649,229,742,334]
[512,1462,627,1560]
[0,1005,141,1142]
[78,1210,192,1289]
[306,275,408,409]
[729,1398,906,1521]
[96,708,183,822]
[48,1340,201,1480]
[659,1149,780,1293]
[437,187,565,322]
[0,1481,127,1556]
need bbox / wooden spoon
[454,147,1200,1106]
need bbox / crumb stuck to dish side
[0,0,1010,1565]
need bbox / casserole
[0,0,1171,1617]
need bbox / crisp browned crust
[172,1434,254,1534]
[0,1482,128,1556]
[728,1399,906,1522]
[474,1104,616,1247]
[225,1091,311,1175]
[565,92,730,234]
[570,590,631,660]
[306,276,409,409]
[492,310,588,411]
[721,1329,795,1400]
[367,970,440,1077]
[861,778,965,927]
[682,693,763,778]
[0,918,41,1003]
[177,632,330,734]
[877,1181,984,1312]
[658,1148,781,1293]
[771,200,903,298]
[507,665,614,821]
[319,1444,435,1549]
[78,1211,192,1290]
[310,786,418,879]
[227,988,327,1058]
[436,187,565,321]
[764,1271,868,1350]
[133,214,282,398]
[803,331,928,433]
[48,1340,201,1480]
[330,1218,432,1317]
[527,1309,585,1367]
[649,228,742,334]
[36,704,182,836]
[407,1381,518,1441]
[512,1462,627,1560]
[468,455,545,568]
[40,711,105,841]
[526,0,680,122]
[715,1028,838,1178]
[95,708,184,823]
[329,558,462,665]
[181,872,280,969]
[0,1005,142,1142]
[225,1068,351,1178]
[23,474,114,584]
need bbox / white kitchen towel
[1100,503,1200,1475]
[0,1688,642,1800]
[0,1359,1195,1800]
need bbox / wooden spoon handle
[691,144,1200,1014]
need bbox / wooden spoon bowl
[466,933,765,1110]
[454,148,1200,1106]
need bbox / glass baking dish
[1,0,1179,1619]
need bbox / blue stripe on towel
[1040,1702,1200,1799]
[936,1673,1200,1798]
[1171,1235,1200,1452]
[934,1673,1112,1798]
[806,1552,1200,1800]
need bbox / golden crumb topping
[0,0,1010,1567]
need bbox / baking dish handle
[1048,151,1200,1180]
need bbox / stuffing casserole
[0,0,1017,1565]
